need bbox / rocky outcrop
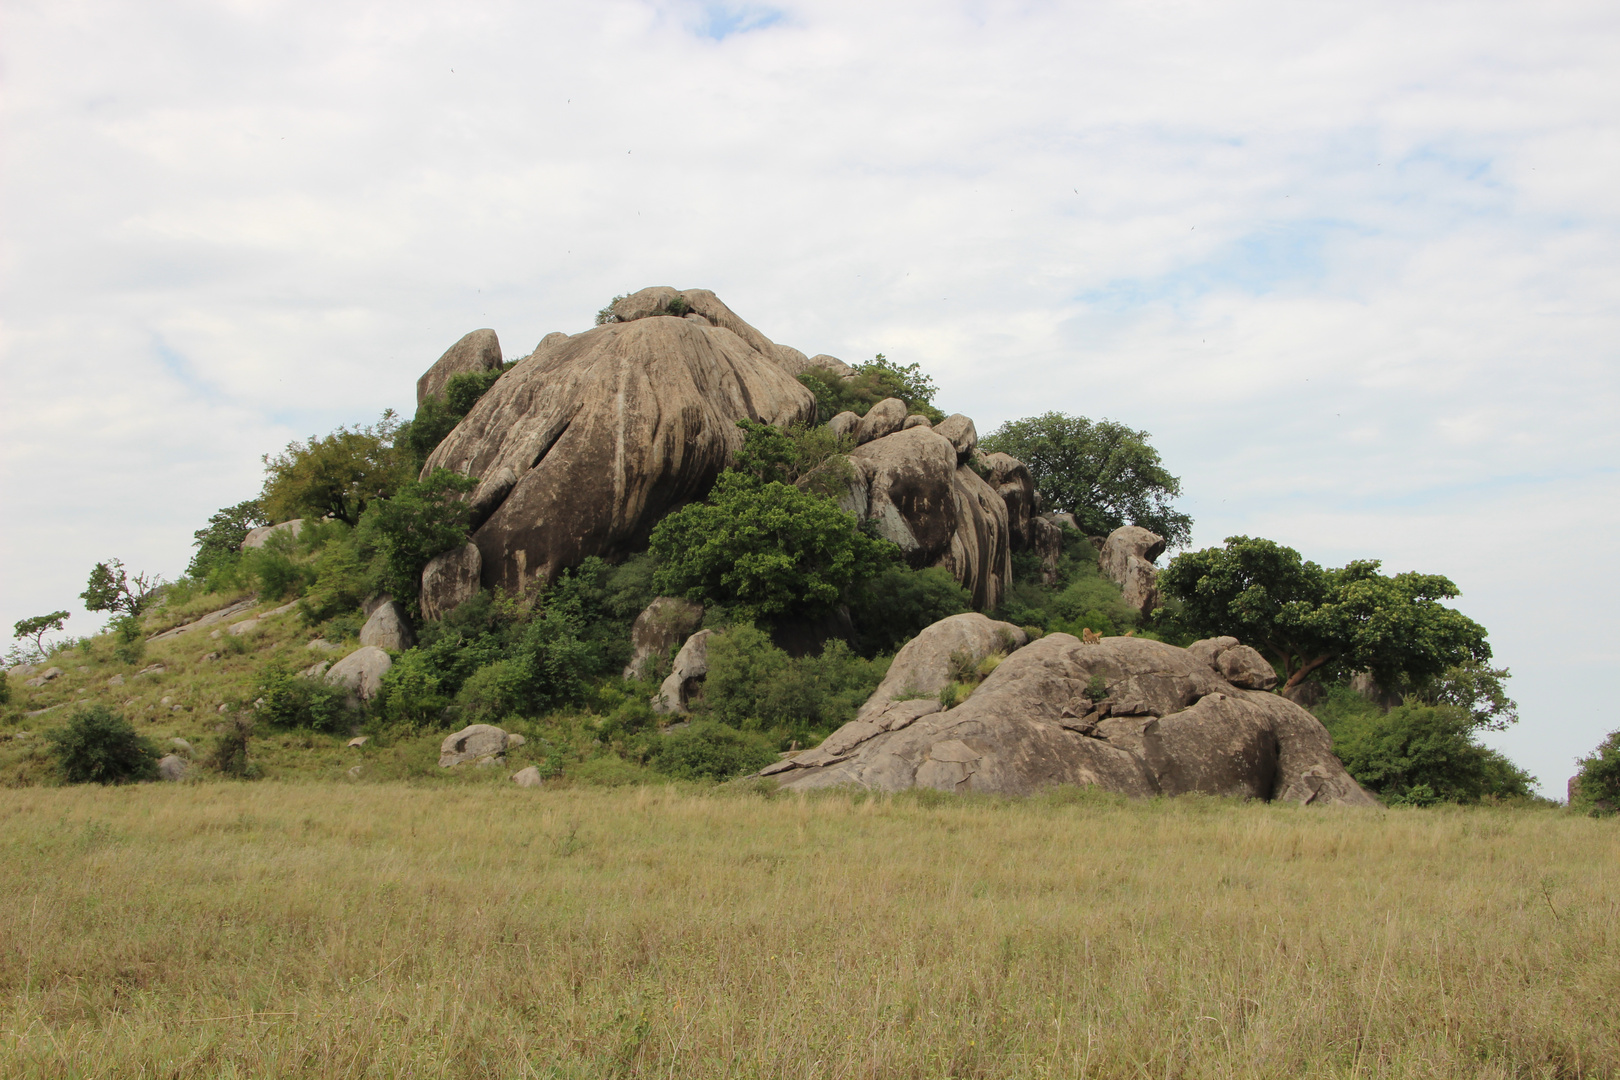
[417,329,503,407]
[424,293,816,595]
[324,646,391,706]
[842,427,1011,610]
[828,411,860,440]
[420,543,482,621]
[1099,526,1165,618]
[980,453,1035,550]
[857,613,1029,722]
[652,629,715,715]
[360,601,416,651]
[769,629,1374,807]
[1027,515,1065,585]
[853,398,908,445]
[1187,636,1278,690]
[241,519,303,551]
[624,597,705,680]
[439,724,508,767]
[933,415,976,463]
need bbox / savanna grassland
[1,783,1614,1079]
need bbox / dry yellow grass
[0,783,1614,1078]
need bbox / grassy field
[0,783,1614,1078]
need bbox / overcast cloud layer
[3,0,1617,794]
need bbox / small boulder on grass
[439,724,507,767]
[512,765,543,788]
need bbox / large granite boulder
[624,597,705,680]
[858,613,1029,722]
[842,427,1011,610]
[853,398,908,445]
[1027,515,1065,585]
[768,629,1374,807]
[420,543,482,621]
[424,293,816,595]
[417,329,503,407]
[1099,525,1165,618]
[439,724,508,767]
[980,452,1036,550]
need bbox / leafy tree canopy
[187,499,268,578]
[14,611,71,659]
[731,419,855,497]
[797,354,945,424]
[1572,729,1620,814]
[356,468,479,618]
[650,470,896,622]
[81,559,163,619]
[979,412,1192,547]
[261,412,411,526]
[1158,536,1490,691]
[1321,698,1535,806]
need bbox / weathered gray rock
[347,765,363,779]
[902,414,931,430]
[807,354,856,379]
[439,724,508,767]
[360,601,416,652]
[980,453,1036,551]
[1028,515,1065,586]
[306,639,339,653]
[240,519,303,551]
[1041,511,1080,533]
[773,632,1375,806]
[425,292,816,595]
[842,427,1011,611]
[853,398,907,445]
[169,738,193,756]
[512,765,544,788]
[608,287,780,360]
[623,597,705,680]
[652,629,716,715]
[157,755,187,782]
[827,411,860,440]
[1187,637,1278,691]
[151,597,260,640]
[420,543,482,622]
[859,613,1030,722]
[506,732,526,748]
[346,736,368,748]
[227,618,259,637]
[299,661,330,679]
[933,414,977,463]
[417,328,503,407]
[323,646,391,706]
[106,674,125,688]
[770,343,814,375]
[24,667,63,688]
[1099,525,1164,618]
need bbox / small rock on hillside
[439,724,509,767]
[324,646,392,706]
[624,597,705,680]
[512,765,543,788]
[157,755,187,782]
[240,519,304,551]
[417,328,503,407]
[652,630,715,715]
[360,601,416,651]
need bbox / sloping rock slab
[425,306,816,594]
[773,633,1374,806]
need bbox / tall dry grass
[0,783,1614,1078]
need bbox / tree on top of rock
[1157,535,1491,692]
[979,412,1192,547]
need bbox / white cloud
[3,0,1618,791]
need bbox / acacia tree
[13,611,71,660]
[1158,536,1490,691]
[979,412,1192,547]
[81,560,163,619]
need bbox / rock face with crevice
[424,288,817,595]
[767,620,1373,806]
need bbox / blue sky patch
[695,3,784,40]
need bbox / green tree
[187,500,267,578]
[847,567,972,656]
[399,367,508,470]
[260,412,411,526]
[1158,536,1491,691]
[650,471,896,622]
[13,611,71,660]
[1325,700,1535,805]
[81,559,163,619]
[979,412,1192,546]
[47,706,160,784]
[797,354,945,424]
[1571,729,1620,814]
[357,468,479,617]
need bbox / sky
[3,0,1617,795]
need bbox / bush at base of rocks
[253,664,355,733]
[46,706,160,785]
[651,721,780,782]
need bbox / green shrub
[399,368,507,470]
[697,624,886,741]
[651,471,895,622]
[1316,691,1535,805]
[47,706,160,784]
[796,354,945,424]
[253,664,354,733]
[187,500,267,580]
[110,614,145,665]
[1571,729,1620,815]
[206,716,256,778]
[651,721,780,782]
[848,566,971,656]
[357,468,478,617]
